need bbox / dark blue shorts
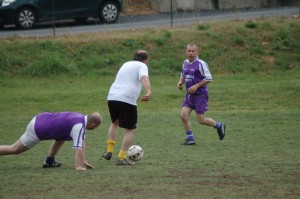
[108,100,137,129]
[181,92,209,114]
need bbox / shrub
[245,20,257,29]
[197,24,210,30]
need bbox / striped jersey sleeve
[70,123,85,149]
[199,60,213,81]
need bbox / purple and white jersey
[181,57,213,95]
[34,112,86,149]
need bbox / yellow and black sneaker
[116,158,135,166]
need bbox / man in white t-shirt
[102,50,151,165]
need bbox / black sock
[45,156,54,164]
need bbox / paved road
[0,7,298,38]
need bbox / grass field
[0,71,299,198]
[0,16,300,198]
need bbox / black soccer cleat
[116,158,135,165]
[43,160,62,168]
[102,151,112,160]
[217,123,226,140]
[180,139,196,145]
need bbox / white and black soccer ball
[127,145,144,162]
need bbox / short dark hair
[132,50,148,62]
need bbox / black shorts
[108,100,137,129]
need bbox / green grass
[0,17,300,198]
[0,72,300,199]
[0,17,299,77]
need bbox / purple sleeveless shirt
[34,112,85,141]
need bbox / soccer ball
[127,145,144,162]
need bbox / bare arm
[75,141,94,170]
[140,75,151,101]
[177,76,185,90]
[75,148,86,170]
[188,80,210,94]
[81,141,94,169]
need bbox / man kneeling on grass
[0,111,102,171]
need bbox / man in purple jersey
[177,43,226,145]
[0,112,102,170]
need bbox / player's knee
[197,121,204,125]
[13,150,23,154]
[180,113,188,121]
[11,145,26,154]
[11,148,22,154]
[197,118,206,125]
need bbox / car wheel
[74,17,88,24]
[15,7,36,29]
[98,1,119,24]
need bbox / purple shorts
[181,92,209,114]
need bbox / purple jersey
[34,112,85,142]
[181,57,213,95]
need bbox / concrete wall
[149,0,297,12]
[219,0,269,9]
[149,0,210,12]
[195,0,214,10]
[150,0,176,12]
[176,0,195,10]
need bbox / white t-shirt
[107,61,149,106]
